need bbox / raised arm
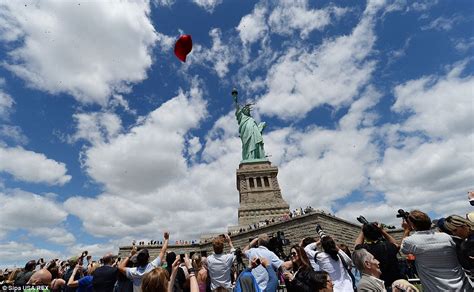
[67,265,81,287]
[380,225,400,250]
[168,258,180,292]
[118,246,137,275]
[225,234,235,252]
[158,232,170,264]
[400,220,412,250]
[184,254,199,292]
[243,238,258,257]
[354,229,365,248]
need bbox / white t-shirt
[304,242,321,271]
[316,250,353,291]
[244,246,284,291]
[207,249,236,290]
[126,257,161,292]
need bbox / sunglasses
[290,252,297,257]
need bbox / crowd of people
[1,205,473,292]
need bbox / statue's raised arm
[231,88,267,162]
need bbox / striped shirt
[401,230,471,291]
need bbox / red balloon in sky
[174,34,193,62]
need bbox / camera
[267,231,290,259]
[396,209,410,220]
[315,224,327,238]
[357,216,370,225]
[179,254,185,263]
[234,248,244,265]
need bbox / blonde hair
[141,267,169,292]
[192,253,202,270]
[6,269,21,284]
[88,262,100,275]
[445,215,474,233]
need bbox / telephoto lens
[315,224,327,238]
[396,209,409,220]
[357,216,369,225]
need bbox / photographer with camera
[118,231,170,292]
[305,225,354,291]
[63,252,88,292]
[207,233,235,291]
[400,209,471,291]
[243,233,292,291]
[67,260,100,292]
[354,215,402,288]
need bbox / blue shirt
[77,275,93,292]
[244,246,283,291]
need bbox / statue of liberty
[232,88,267,162]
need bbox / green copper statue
[232,88,267,162]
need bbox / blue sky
[0,0,472,267]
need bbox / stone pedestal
[236,160,290,226]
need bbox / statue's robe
[236,108,265,160]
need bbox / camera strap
[338,254,357,292]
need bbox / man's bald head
[27,269,52,285]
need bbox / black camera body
[396,209,410,220]
[267,231,290,259]
[357,216,370,225]
[234,247,244,265]
[315,224,327,238]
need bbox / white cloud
[268,0,348,38]
[0,90,14,119]
[0,125,28,145]
[454,37,474,52]
[236,1,348,46]
[0,146,71,185]
[368,60,474,218]
[276,126,378,208]
[153,0,175,7]
[384,0,438,14]
[70,112,122,145]
[155,31,176,52]
[109,94,137,115]
[421,15,463,31]
[29,227,76,246]
[191,28,236,78]
[371,137,473,205]
[237,5,268,45]
[392,61,473,138]
[186,136,202,162]
[0,190,68,238]
[257,0,383,119]
[83,84,207,195]
[0,1,157,105]
[336,202,400,226]
[67,239,133,259]
[192,0,222,12]
[0,241,61,269]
